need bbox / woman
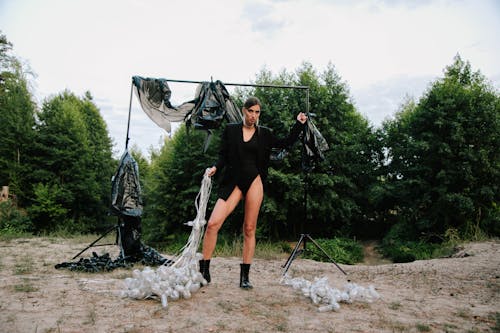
[200,96,308,289]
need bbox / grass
[456,307,472,319]
[443,323,459,331]
[389,301,402,310]
[14,256,34,275]
[387,322,408,332]
[4,230,494,267]
[416,323,431,332]
[215,320,227,331]
[13,278,38,292]
[153,231,366,261]
[214,237,289,259]
[275,322,288,332]
[301,237,364,264]
[0,232,33,242]
[83,305,97,325]
[207,234,365,262]
[379,226,493,263]
[46,232,117,245]
[217,300,235,313]
[491,312,500,333]
[123,327,145,333]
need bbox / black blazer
[214,120,305,199]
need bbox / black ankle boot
[239,263,253,289]
[199,259,211,283]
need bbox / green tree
[0,32,37,204]
[129,144,149,190]
[140,63,382,243]
[382,55,500,239]
[29,91,114,232]
[27,183,68,231]
[251,63,380,239]
[142,126,220,245]
[78,91,115,229]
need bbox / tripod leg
[306,235,347,275]
[282,234,306,276]
[117,222,125,258]
[71,225,117,260]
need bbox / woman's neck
[243,120,255,128]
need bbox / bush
[28,183,68,232]
[0,200,32,235]
[379,222,457,262]
[379,220,490,263]
[379,239,447,263]
[302,237,364,265]
[380,222,426,262]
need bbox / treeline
[1,32,499,254]
[140,59,499,251]
[0,33,115,233]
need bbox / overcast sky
[1,0,499,157]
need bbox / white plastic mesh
[121,171,212,308]
[120,171,381,312]
[281,274,380,312]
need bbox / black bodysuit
[237,130,259,196]
[215,121,305,201]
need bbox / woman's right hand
[296,112,308,124]
[206,166,217,177]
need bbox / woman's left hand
[206,166,217,177]
[297,112,308,124]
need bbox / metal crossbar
[126,76,310,148]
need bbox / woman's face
[243,105,261,127]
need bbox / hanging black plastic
[271,117,329,169]
[110,149,143,217]
[185,80,241,130]
[303,119,329,161]
[132,76,190,133]
[110,149,144,257]
[132,76,241,134]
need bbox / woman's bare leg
[242,176,264,264]
[202,187,243,259]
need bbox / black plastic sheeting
[110,150,145,258]
[271,118,329,171]
[184,80,242,131]
[302,119,329,168]
[111,150,143,218]
[54,245,171,272]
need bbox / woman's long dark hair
[243,96,261,109]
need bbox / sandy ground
[0,237,499,333]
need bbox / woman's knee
[206,218,222,233]
[243,224,256,238]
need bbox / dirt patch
[361,240,392,266]
[0,237,499,332]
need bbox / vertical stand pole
[281,94,347,277]
[125,81,134,149]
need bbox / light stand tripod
[282,233,346,276]
[281,137,347,277]
[72,218,125,260]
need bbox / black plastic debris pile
[55,244,171,273]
